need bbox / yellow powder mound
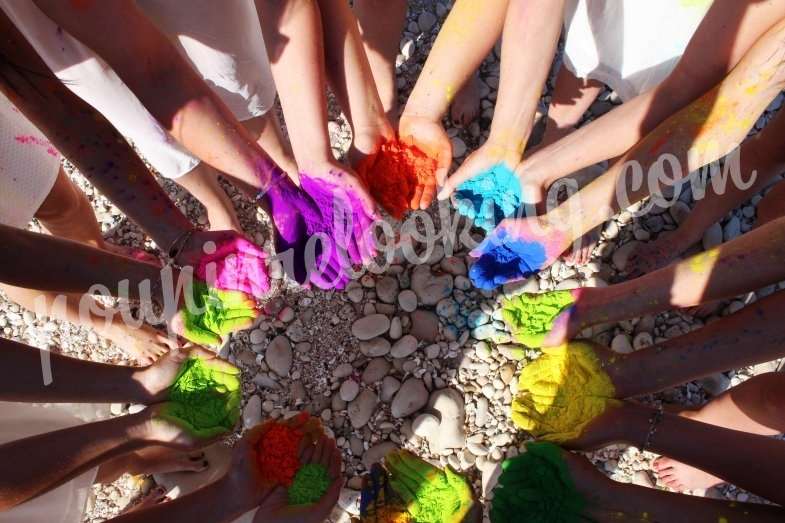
[511,342,619,442]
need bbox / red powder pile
[255,422,304,487]
[358,139,437,219]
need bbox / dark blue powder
[470,238,547,290]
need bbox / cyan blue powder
[470,238,547,290]
[454,164,523,231]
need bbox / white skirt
[0,0,276,180]
[0,93,60,229]
[562,0,713,101]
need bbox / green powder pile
[160,357,241,438]
[490,442,585,523]
[407,467,471,523]
[502,291,576,347]
[180,280,258,347]
[288,463,331,505]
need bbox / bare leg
[353,0,408,124]
[172,163,243,233]
[449,71,482,128]
[654,372,785,491]
[96,447,208,484]
[242,113,299,183]
[0,286,175,364]
[538,67,604,148]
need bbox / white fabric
[0,93,60,228]
[0,402,98,523]
[1,0,275,179]
[562,0,713,101]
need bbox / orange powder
[358,139,437,219]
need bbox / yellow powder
[688,248,720,274]
[511,342,619,442]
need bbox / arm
[440,0,565,196]
[0,11,192,252]
[33,0,280,191]
[519,0,785,192]
[0,407,199,511]
[603,290,785,398]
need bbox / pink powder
[15,135,59,157]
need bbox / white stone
[412,413,440,438]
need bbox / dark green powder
[288,463,331,505]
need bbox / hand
[438,141,520,200]
[176,230,270,299]
[398,113,452,209]
[469,216,570,290]
[136,404,222,450]
[501,289,581,348]
[134,345,238,403]
[253,433,343,523]
[564,402,650,451]
[385,450,475,523]
[169,280,260,347]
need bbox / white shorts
[0,93,60,228]
[0,402,98,523]
[0,0,276,179]
[562,0,712,101]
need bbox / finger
[182,323,222,347]
[435,145,452,187]
[409,182,424,211]
[183,346,217,361]
[217,316,256,334]
[419,178,437,210]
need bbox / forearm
[256,0,333,167]
[0,225,173,303]
[609,290,785,398]
[619,405,785,506]
[576,216,785,326]
[0,11,192,250]
[317,0,389,142]
[33,0,278,191]
[548,17,785,238]
[0,338,151,403]
[110,475,245,523]
[403,0,509,121]
[487,0,563,157]
[0,412,149,511]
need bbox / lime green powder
[502,291,575,347]
[407,467,472,523]
[288,463,331,505]
[181,280,258,347]
[160,357,241,438]
[490,442,585,523]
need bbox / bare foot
[128,447,209,476]
[564,227,600,266]
[450,72,482,127]
[626,232,688,278]
[653,456,724,492]
[120,486,169,514]
[101,321,179,365]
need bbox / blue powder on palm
[470,238,547,290]
[454,164,523,231]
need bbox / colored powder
[469,231,547,290]
[358,139,437,219]
[159,357,241,438]
[490,441,585,523]
[288,463,331,505]
[502,291,576,348]
[181,281,258,347]
[454,164,523,231]
[14,134,59,157]
[687,247,720,274]
[512,342,619,442]
[195,236,269,299]
[255,421,304,486]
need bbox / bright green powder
[502,291,575,347]
[406,468,472,523]
[160,357,241,438]
[288,463,331,505]
[181,280,258,347]
[490,442,585,523]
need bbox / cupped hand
[469,216,570,290]
[138,403,222,450]
[438,141,520,200]
[176,230,270,299]
[253,433,343,523]
[398,113,452,209]
[169,279,259,347]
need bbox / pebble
[265,335,292,377]
[243,395,262,428]
[346,282,364,303]
[700,373,731,396]
[397,289,418,312]
[633,332,654,350]
[611,241,639,271]
[451,137,467,158]
[333,363,354,379]
[381,376,402,402]
[410,310,440,342]
[475,397,490,427]
[362,358,391,384]
[412,413,440,438]
[340,380,360,402]
[411,265,453,306]
[611,333,633,354]
[362,441,398,469]
[360,337,391,357]
[249,329,265,345]
[391,378,429,418]
[702,223,723,250]
[388,317,403,339]
[723,216,741,241]
[440,257,467,276]
[669,201,691,224]
[352,314,391,340]
[390,335,418,358]
[427,388,466,453]
[376,276,399,304]
[417,11,437,32]
[348,390,379,428]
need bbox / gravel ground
[2,1,784,522]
